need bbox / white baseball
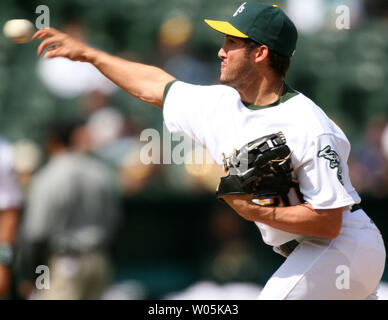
[3,19,35,44]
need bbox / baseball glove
[216,132,293,200]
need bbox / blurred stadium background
[0,0,388,299]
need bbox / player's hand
[33,28,92,62]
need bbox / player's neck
[239,76,284,106]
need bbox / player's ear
[254,45,269,63]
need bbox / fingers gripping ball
[216,132,293,200]
[3,19,35,44]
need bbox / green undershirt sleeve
[162,80,178,109]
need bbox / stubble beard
[219,57,252,90]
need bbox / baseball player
[33,2,386,299]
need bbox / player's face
[218,36,254,88]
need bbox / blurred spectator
[0,137,23,299]
[12,140,42,191]
[286,0,362,33]
[349,116,388,197]
[118,145,160,196]
[79,89,160,195]
[17,120,121,300]
[183,144,225,194]
[82,90,126,152]
[36,20,117,99]
[156,14,217,85]
[286,0,326,34]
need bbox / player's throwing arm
[33,28,175,108]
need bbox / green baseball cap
[204,2,298,57]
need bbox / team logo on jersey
[233,2,247,17]
[317,145,344,185]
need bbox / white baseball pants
[258,208,386,300]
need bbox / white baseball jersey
[163,80,360,246]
